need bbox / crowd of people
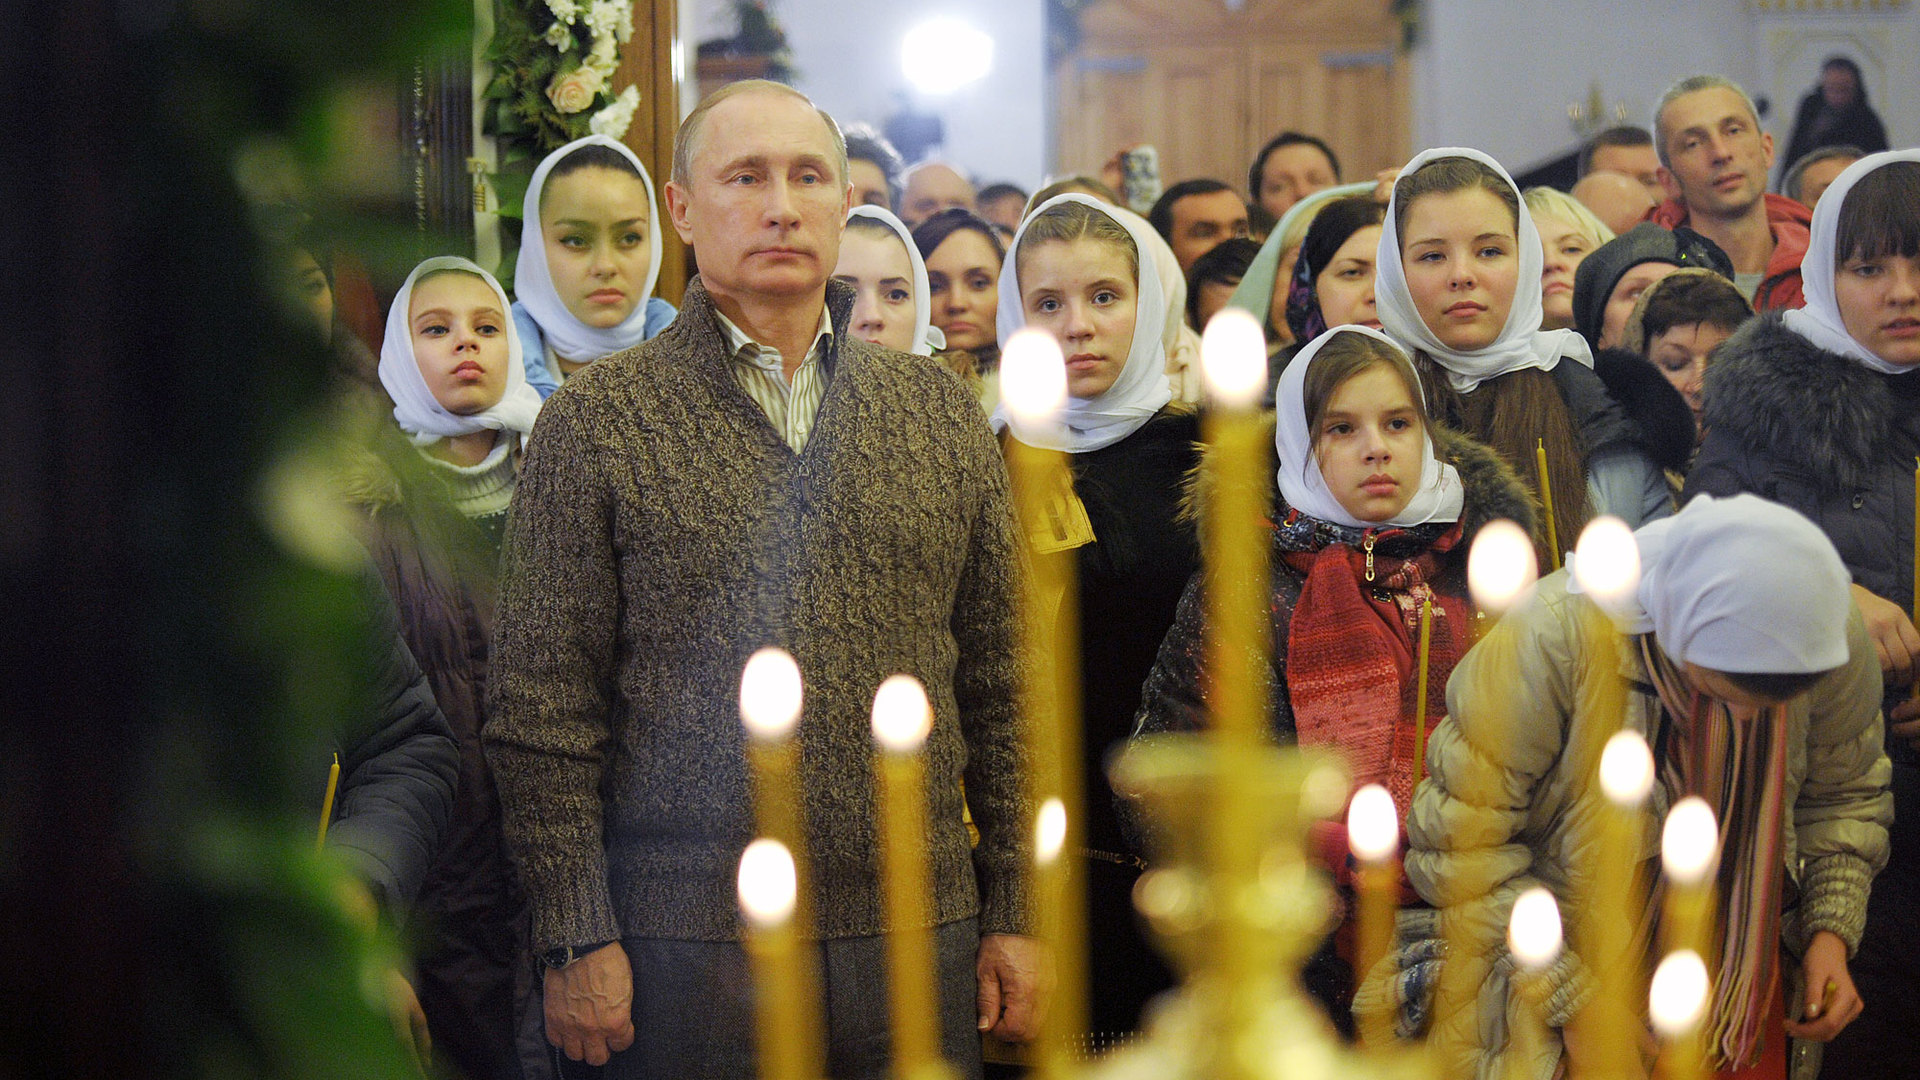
[295,57,1920,1080]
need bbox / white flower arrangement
[589,85,641,140]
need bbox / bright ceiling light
[901,18,994,95]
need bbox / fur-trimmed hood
[1591,346,1698,472]
[1182,420,1540,550]
[1702,312,1920,492]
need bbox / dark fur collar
[1702,313,1920,491]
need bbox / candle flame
[1346,784,1398,863]
[1507,886,1563,971]
[1598,729,1655,808]
[1572,515,1641,617]
[740,647,804,741]
[1662,796,1720,885]
[1467,519,1538,614]
[999,329,1068,430]
[1649,949,1710,1037]
[737,837,797,929]
[1199,308,1267,409]
[1035,797,1067,865]
[870,674,933,753]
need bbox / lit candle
[1566,515,1650,1080]
[1534,439,1560,571]
[1413,598,1433,784]
[739,838,819,1080]
[1197,308,1275,1063]
[316,752,340,851]
[1661,796,1719,961]
[1649,948,1710,1080]
[1348,783,1399,1047]
[1507,887,1563,1080]
[999,328,1088,1068]
[1466,519,1539,618]
[872,675,946,1077]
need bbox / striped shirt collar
[713,304,835,375]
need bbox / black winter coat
[327,576,460,911]
[1686,313,1920,616]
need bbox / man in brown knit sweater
[485,80,1040,1079]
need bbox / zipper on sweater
[1363,532,1377,582]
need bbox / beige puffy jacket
[1403,572,1890,1080]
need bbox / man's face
[665,91,852,307]
[1257,143,1338,218]
[1657,88,1775,222]
[900,165,976,226]
[1821,65,1859,110]
[848,158,891,211]
[1168,189,1249,272]
[1588,142,1665,204]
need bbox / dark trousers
[1818,761,1920,1079]
[582,919,985,1080]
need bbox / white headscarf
[846,205,945,356]
[1783,148,1920,375]
[1226,180,1379,324]
[380,256,543,446]
[515,135,665,363]
[1375,147,1593,393]
[1275,325,1464,529]
[992,194,1174,452]
[1625,494,1851,673]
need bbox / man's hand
[544,942,636,1066]
[1785,931,1862,1042]
[1888,696,1920,753]
[1850,584,1920,686]
[975,933,1053,1043]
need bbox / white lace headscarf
[1274,325,1463,528]
[1375,147,1593,392]
[515,135,664,362]
[379,257,542,446]
[992,194,1174,452]
[1783,149,1920,375]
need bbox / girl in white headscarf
[1685,151,1920,1077]
[359,253,549,1078]
[378,256,543,539]
[1130,326,1535,1029]
[1377,148,1671,566]
[832,205,944,356]
[512,135,677,397]
[994,192,1200,1044]
[1402,494,1888,1080]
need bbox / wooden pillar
[617,0,688,305]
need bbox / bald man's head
[1571,170,1658,236]
[900,163,976,226]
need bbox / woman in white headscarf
[994,192,1199,1045]
[1685,149,1920,1079]
[512,134,677,397]
[1400,494,1888,1080]
[832,205,944,356]
[359,253,549,1079]
[1130,325,1535,1032]
[1375,148,1671,566]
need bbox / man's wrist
[541,940,617,970]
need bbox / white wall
[1411,0,1920,179]
[686,0,1048,191]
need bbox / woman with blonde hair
[1524,186,1614,332]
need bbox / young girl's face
[1019,237,1139,399]
[832,230,918,354]
[1312,362,1425,522]
[410,272,511,415]
[541,165,654,328]
[925,229,1001,352]
[1835,251,1920,369]
[1316,224,1383,330]
[1400,187,1520,351]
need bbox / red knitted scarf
[1284,522,1470,819]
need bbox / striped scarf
[1640,636,1791,1071]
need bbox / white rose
[546,65,605,114]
